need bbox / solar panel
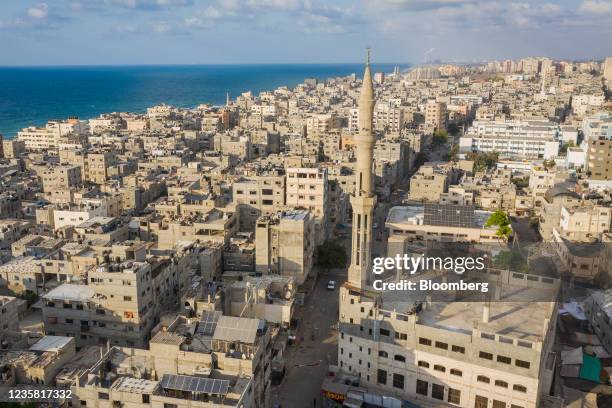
[213,316,259,344]
[197,311,221,336]
[160,374,229,396]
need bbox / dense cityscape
[0,54,611,408]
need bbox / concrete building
[285,167,328,241]
[336,270,559,408]
[604,57,612,82]
[17,119,88,151]
[40,165,82,193]
[41,250,179,348]
[461,120,560,159]
[585,290,612,354]
[409,165,451,202]
[425,100,447,132]
[586,136,612,181]
[233,174,286,231]
[385,205,506,244]
[255,210,315,285]
[2,139,26,159]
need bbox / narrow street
[271,261,347,408]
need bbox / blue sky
[0,0,611,65]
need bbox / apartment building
[157,209,238,249]
[386,204,506,246]
[305,113,337,135]
[42,252,179,348]
[17,119,88,151]
[409,165,450,202]
[40,165,82,193]
[586,136,612,181]
[73,345,256,408]
[255,210,315,285]
[286,167,329,241]
[373,103,405,133]
[2,139,26,159]
[424,100,447,131]
[233,174,286,231]
[460,120,560,159]
[604,57,612,83]
[0,296,22,337]
[336,269,559,408]
[585,290,612,354]
[538,185,581,241]
[557,203,612,241]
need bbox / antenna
[366,46,371,66]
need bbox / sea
[0,63,407,138]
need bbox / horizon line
[0,62,413,69]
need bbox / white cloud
[580,0,612,14]
[28,3,49,19]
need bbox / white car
[327,280,336,290]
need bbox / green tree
[511,176,529,191]
[493,250,529,272]
[466,151,499,172]
[485,210,512,240]
[432,129,448,146]
[19,290,38,306]
[316,240,348,271]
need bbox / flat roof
[386,206,424,224]
[112,376,159,394]
[29,336,73,353]
[213,316,260,344]
[42,284,94,302]
[380,278,554,341]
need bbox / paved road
[271,265,346,408]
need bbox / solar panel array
[213,315,259,344]
[160,374,229,396]
[197,311,222,336]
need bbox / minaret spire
[348,48,377,289]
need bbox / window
[419,337,432,346]
[434,364,445,372]
[418,360,429,368]
[516,360,530,369]
[497,355,511,364]
[123,296,132,301]
[510,405,525,408]
[378,350,388,358]
[432,384,444,400]
[479,351,493,360]
[379,328,390,336]
[395,332,407,340]
[416,379,428,396]
[475,396,488,408]
[164,404,178,408]
[394,354,406,362]
[477,375,490,384]
[448,387,461,404]
[493,400,506,408]
[452,345,465,353]
[377,369,387,385]
[393,373,404,389]
[142,395,150,403]
[495,380,508,388]
[450,368,462,377]
[98,393,109,400]
[513,385,527,393]
[435,341,448,350]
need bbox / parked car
[327,280,336,290]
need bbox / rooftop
[42,284,94,302]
